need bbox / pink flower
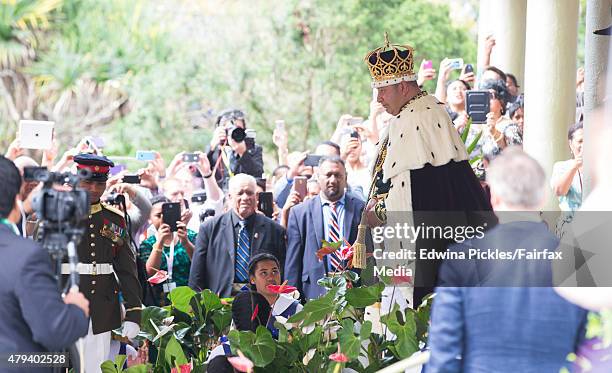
[170,363,192,373]
[147,270,168,284]
[267,284,298,294]
[228,354,254,372]
[329,352,349,363]
[329,343,349,363]
[391,274,412,285]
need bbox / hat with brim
[73,153,114,182]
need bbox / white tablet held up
[18,120,54,150]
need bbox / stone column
[583,0,612,196]
[523,0,579,210]
[477,0,527,86]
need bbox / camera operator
[206,109,264,190]
[70,154,142,373]
[0,156,89,371]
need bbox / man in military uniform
[66,153,142,373]
[360,34,492,308]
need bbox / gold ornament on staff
[351,136,389,269]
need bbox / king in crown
[355,33,493,309]
[364,32,417,88]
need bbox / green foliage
[345,282,385,308]
[263,269,430,372]
[228,326,278,367]
[1,0,478,169]
[133,286,232,371]
[100,354,152,373]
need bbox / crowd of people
[0,31,607,373]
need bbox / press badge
[163,282,177,293]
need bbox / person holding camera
[206,109,264,190]
[71,153,142,373]
[139,195,195,302]
[0,155,90,372]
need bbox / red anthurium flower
[228,351,254,373]
[267,284,298,294]
[251,304,259,322]
[329,343,349,363]
[391,274,413,285]
[147,269,168,284]
[170,363,192,373]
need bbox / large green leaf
[211,306,232,333]
[360,320,372,341]
[337,319,361,360]
[317,275,347,289]
[140,306,169,340]
[296,325,323,354]
[288,288,338,326]
[163,334,189,367]
[168,286,196,314]
[460,117,472,143]
[228,326,277,367]
[466,130,483,154]
[200,289,223,314]
[100,359,120,373]
[124,364,152,373]
[345,282,384,308]
[380,305,418,359]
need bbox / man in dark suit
[426,148,587,373]
[285,156,365,300]
[0,156,89,373]
[189,173,286,296]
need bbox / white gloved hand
[121,321,140,340]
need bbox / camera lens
[229,126,246,142]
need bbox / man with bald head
[189,174,287,296]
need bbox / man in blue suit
[285,156,366,300]
[0,156,90,373]
[426,148,587,373]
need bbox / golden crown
[364,32,416,88]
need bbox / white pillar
[476,0,495,72]
[583,0,612,196]
[523,0,579,210]
[477,0,527,85]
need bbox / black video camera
[24,167,91,224]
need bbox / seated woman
[207,254,302,369]
[139,195,196,304]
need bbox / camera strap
[162,234,176,281]
[0,218,19,235]
[219,146,234,178]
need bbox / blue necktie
[235,220,250,282]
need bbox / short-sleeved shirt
[551,160,583,212]
[139,229,196,287]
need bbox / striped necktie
[327,202,343,271]
[235,220,250,282]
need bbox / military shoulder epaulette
[101,203,125,218]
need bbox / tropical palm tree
[0,0,63,69]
